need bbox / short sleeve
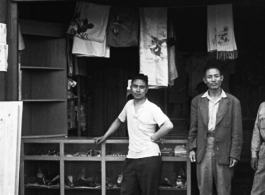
[152,105,169,127]
[118,100,131,122]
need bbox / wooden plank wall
[0,102,22,195]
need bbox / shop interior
[16,0,265,195]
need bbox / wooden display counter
[20,137,191,195]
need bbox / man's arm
[230,99,243,162]
[188,98,199,150]
[94,118,122,144]
[250,103,263,170]
[151,119,173,142]
[188,98,199,162]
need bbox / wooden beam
[0,1,18,101]
[0,0,8,101]
[11,0,255,7]
[7,2,18,101]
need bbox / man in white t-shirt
[94,74,173,195]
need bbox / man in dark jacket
[188,63,243,195]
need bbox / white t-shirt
[118,99,169,158]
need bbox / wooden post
[77,76,81,136]
[60,142,65,195]
[0,0,18,101]
[101,142,106,195]
[0,0,8,100]
[7,2,18,100]
[20,141,24,195]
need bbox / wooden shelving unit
[19,19,67,138]
[20,138,191,195]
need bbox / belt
[207,131,215,137]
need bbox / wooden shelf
[105,139,187,144]
[22,156,60,161]
[21,70,66,100]
[19,22,67,138]
[21,138,191,195]
[21,66,65,71]
[25,186,60,190]
[104,187,187,191]
[105,156,126,161]
[65,187,101,190]
[104,187,186,191]
[105,139,129,144]
[104,156,187,162]
[63,157,101,161]
[22,99,66,102]
[19,19,66,38]
[22,103,67,137]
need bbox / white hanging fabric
[139,7,168,89]
[68,2,110,58]
[207,4,238,60]
[168,21,178,86]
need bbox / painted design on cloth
[66,2,110,43]
[139,7,168,88]
[67,12,94,39]
[207,4,238,60]
[149,32,167,58]
[212,27,230,46]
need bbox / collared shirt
[251,102,265,158]
[118,99,169,158]
[201,90,227,132]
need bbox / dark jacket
[188,92,243,164]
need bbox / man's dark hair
[131,74,149,86]
[203,61,224,76]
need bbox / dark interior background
[18,1,265,194]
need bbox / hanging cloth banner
[67,2,110,43]
[18,24,25,51]
[107,7,139,47]
[139,7,168,89]
[0,23,8,72]
[207,4,238,60]
[67,2,110,58]
[0,44,8,71]
[72,35,110,58]
[168,20,178,86]
[0,23,7,44]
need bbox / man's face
[203,68,223,90]
[130,79,148,100]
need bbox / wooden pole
[7,2,18,101]
[0,0,18,101]
[0,0,8,100]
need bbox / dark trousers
[120,156,162,195]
